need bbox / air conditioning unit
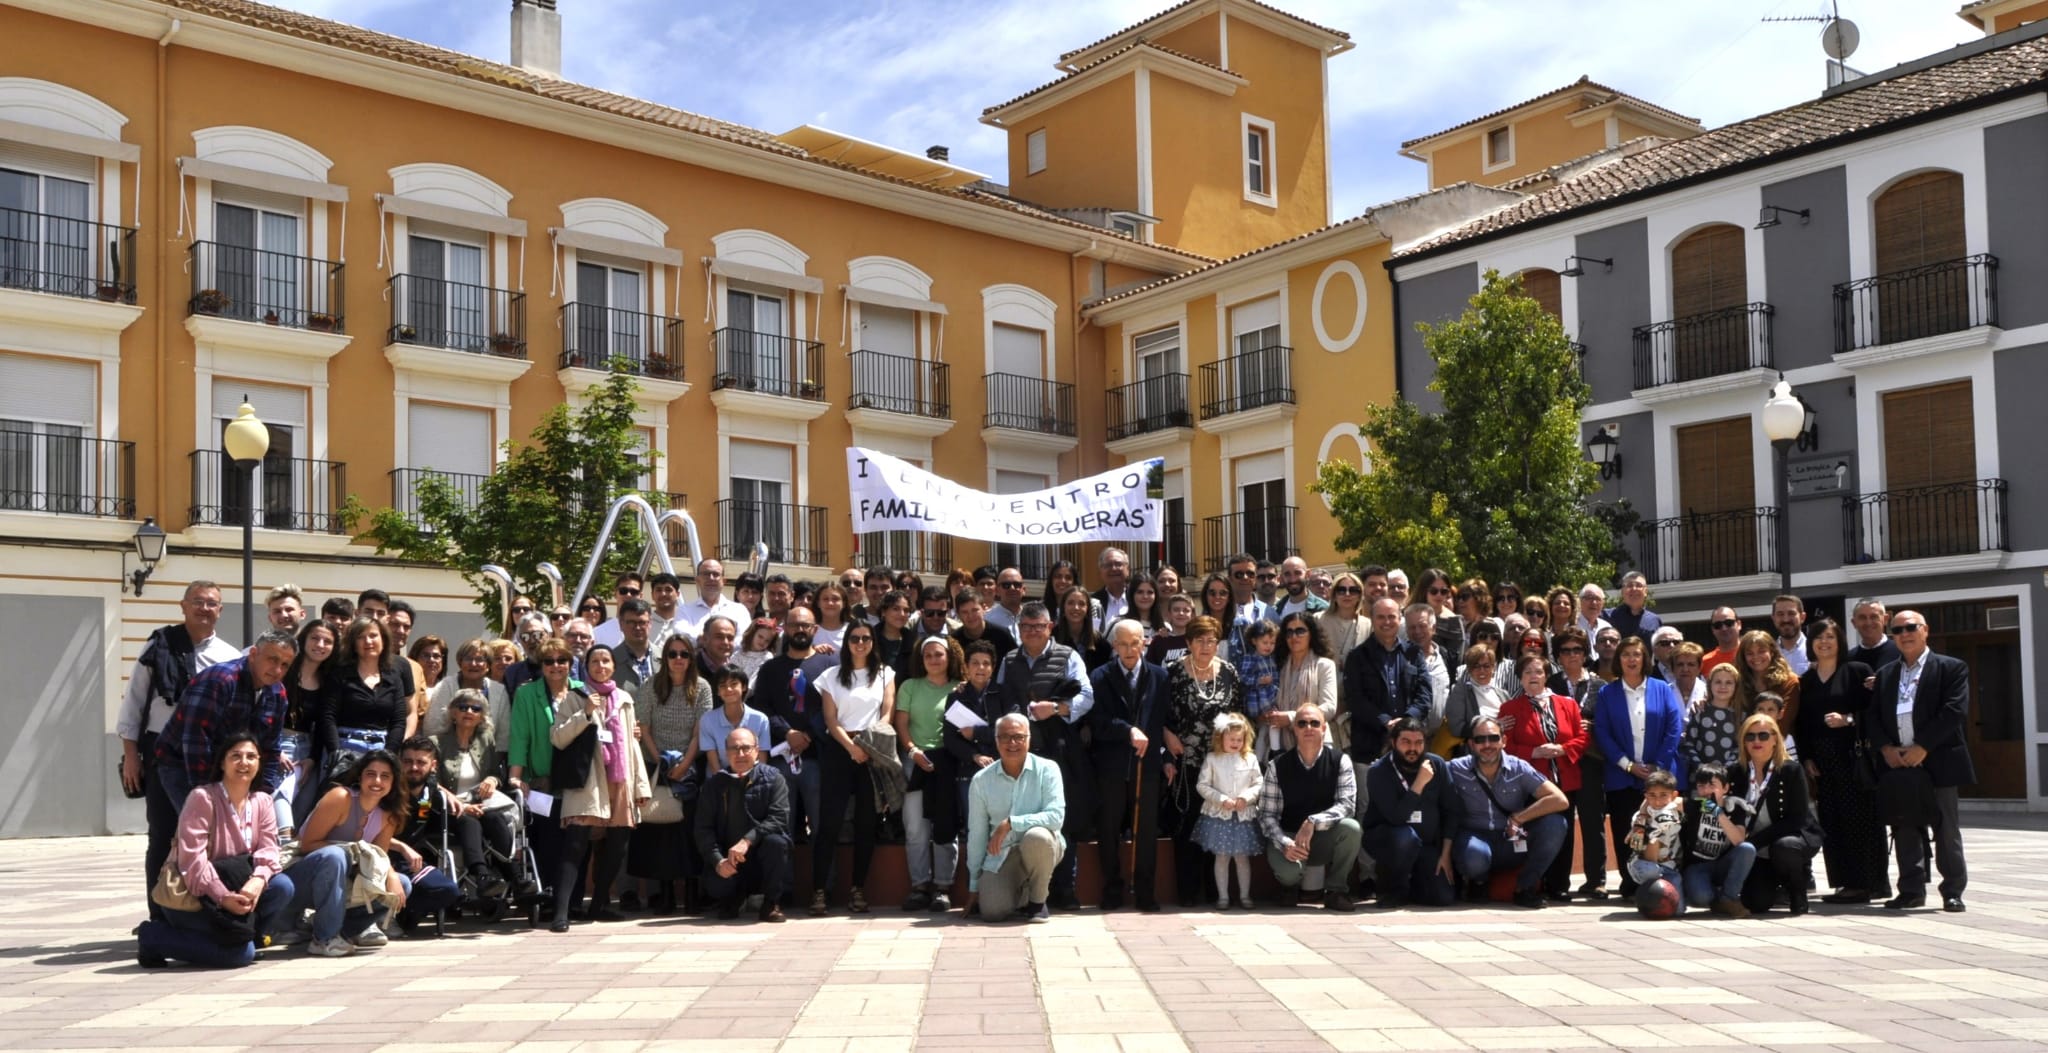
[1987,605,2019,631]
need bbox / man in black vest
[118,580,241,916]
[1257,702,1361,912]
[1342,598,1431,762]
[1361,718,1460,908]
[1871,610,1973,913]
[1087,619,1169,912]
[996,601,1094,909]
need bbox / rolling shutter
[1875,172,1965,275]
[407,402,493,476]
[1882,381,1975,489]
[1521,268,1562,319]
[211,380,306,427]
[0,353,94,424]
[1676,417,1754,513]
[1672,224,1747,318]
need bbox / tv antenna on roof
[1764,2,1863,88]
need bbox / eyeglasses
[615,588,640,598]
[1469,734,1503,744]
[1230,570,1255,579]
[664,652,691,662]
[1284,627,1310,637]
[452,703,484,713]
[511,606,534,616]
[1332,586,1362,596]
[1887,623,1924,636]
[1744,731,1775,742]
[996,733,1030,743]
[1000,581,1026,590]
[1293,718,1323,729]
[541,657,572,667]
[1711,619,1739,630]
[922,608,949,618]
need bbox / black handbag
[553,721,599,790]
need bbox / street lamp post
[222,401,270,645]
[1762,380,1806,595]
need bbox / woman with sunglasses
[424,638,512,739]
[1798,618,1887,905]
[1266,613,1336,758]
[433,687,528,901]
[550,644,653,931]
[812,624,896,915]
[630,634,712,914]
[1729,713,1821,915]
[1314,572,1367,666]
[1415,568,1463,657]
[1491,582,1524,622]
[507,636,581,907]
[576,597,607,628]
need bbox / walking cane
[1129,746,1145,899]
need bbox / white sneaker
[308,936,355,958]
[352,925,388,949]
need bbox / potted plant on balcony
[799,379,823,399]
[488,333,523,357]
[393,322,415,341]
[192,288,230,314]
[308,312,337,333]
[645,349,677,379]
[263,310,279,325]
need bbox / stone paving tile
[1,825,2046,1050]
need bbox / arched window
[1669,223,1748,380]
[1873,171,1968,342]
[1519,267,1561,320]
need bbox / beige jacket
[550,687,654,823]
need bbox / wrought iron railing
[1140,517,1195,577]
[982,372,1076,434]
[717,497,828,566]
[848,350,950,418]
[992,542,1082,582]
[1632,303,1773,390]
[1843,478,2007,564]
[387,274,525,356]
[388,468,489,525]
[1834,254,1998,354]
[559,302,683,379]
[1634,508,1778,584]
[0,207,136,303]
[857,530,954,575]
[711,328,824,400]
[188,240,345,331]
[1107,374,1192,440]
[1201,508,1298,572]
[189,449,347,534]
[0,431,133,517]
[1199,345,1295,419]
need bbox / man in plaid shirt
[151,629,298,809]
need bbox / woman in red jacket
[1500,652,1589,903]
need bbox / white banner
[848,447,1163,544]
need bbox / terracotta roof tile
[983,41,1240,118]
[1399,75,1701,151]
[1058,0,1349,63]
[1401,35,2048,256]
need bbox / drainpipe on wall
[155,17,180,530]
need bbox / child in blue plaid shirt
[1236,619,1279,731]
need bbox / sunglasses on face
[665,652,691,661]
[1711,619,1739,629]
[1557,646,1586,655]
[1427,586,1450,596]
[1469,734,1503,744]
[1284,627,1310,637]
[579,606,603,617]
[452,703,483,713]
[1230,570,1255,579]
[847,635,874,644]
[1000,581,1025,589]
[550,612,570,621]
[1332,586,1362,596]
[922,608,948,617]
[1294,718,1323,728]
[1744,732,1775,742]
[541,657,572,667]
[1888,623,1924,635]
[615,588,640,597]
[511,606,533,616]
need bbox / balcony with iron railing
[1201,507,1298,572]
[388,468,489,526]
[0,432,134,518]
[189,449,347,534]
[1834,254,1998,355]
[1107,373,1192,442]
[1198,346,1295,421]
[848,350,950,421]
[387,273,526,357]
[558,302,684,380]
[711,328,825,400]
[993,542,1082,582]
[188,241,345,331]
[0,207,136,304]
[717,497,829,566]
[983,372,1076,435]
[857,529,954,575]
[1633,508,1779,584]
[1632,303,1773,392]
[1139,517,1195,577]
[1843,478,2007,565]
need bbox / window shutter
[730,439,792,484]
[407,402,492,476]
[859,305,916,357]
[1883,381,1974,489]
[0,353,95,424]
[1676,417,1753,514]
[1521,268,1562,319]
[211,380,306,427]
[992,323,1044,379]
[1874,171,1965,275]
[1672,224,1746,319]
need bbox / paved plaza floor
[2,820,2047,1053]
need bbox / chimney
[511,0,560,78]
[926,145,950,162]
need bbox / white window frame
[1026,129,1048,175]
[1483,125,1514,173]
[1241,114,1276,206]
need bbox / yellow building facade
[1399,76,1704,191]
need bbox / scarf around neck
[587,679,628,783]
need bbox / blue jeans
[283,846,417,940]
[137,878,294,968]
[1452,813,1568,891]
[399,860,462,921]
[1684,842,1757,907]
[1362,824,1456,906]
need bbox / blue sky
[288,0,1979,221]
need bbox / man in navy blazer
[1868,609,1973,912]
[1088,619,1171,912]
[1592,637,1684,896]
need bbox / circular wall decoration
[1312,260,1367,352]
[1315,423,1369,508]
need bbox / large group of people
[124,551,1978,967]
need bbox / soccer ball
[1635,877,1682,920]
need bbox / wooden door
[1674,417,1757,579]
[1671,224,1748,380]
[1880,382,1977,559]
[1874,171,1967,342]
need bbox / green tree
[1312,269,1628,589]
[345,370,671,627]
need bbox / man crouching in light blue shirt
[964,712,1066,922]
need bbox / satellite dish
[1821,18,1860,61]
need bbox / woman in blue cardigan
[1593,635,1684,897]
